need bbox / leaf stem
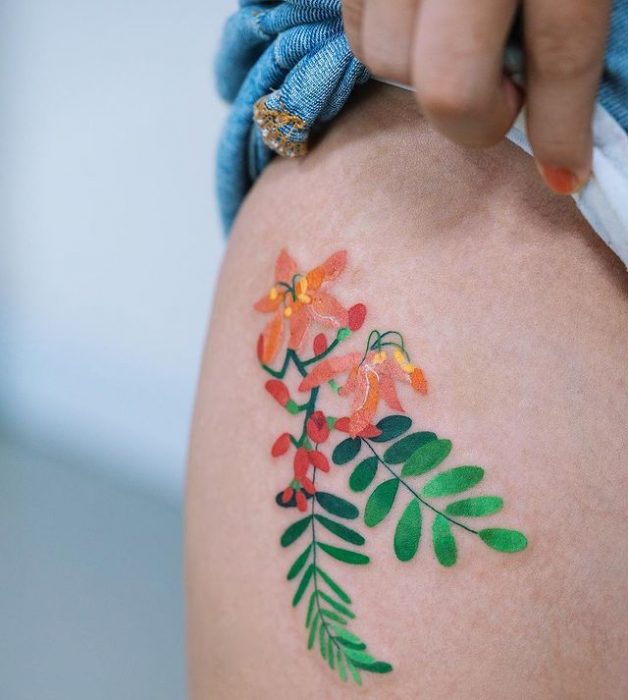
[361,439,479,535]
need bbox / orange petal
[349,370,379,436]
[305,265,326,291]
[321,250,347,282]
[275,249,298,283]
[254,292,283,313]
[287,305,309,351]
[309,291,349,328]
[261,311,284,364]
[299,352,362,391]
[411,367,428,394]
[379,374,404,412]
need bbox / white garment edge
[373,76,628,268]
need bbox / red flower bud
[271,433,291,457]
[256,334,264,362]
[281,487,294,504]
[265,379,290,406]
[348,303,367,331]
[306,410,329,444]
[295,490,307,512]
[309,450,330,472]
[334,417,352,433]
[358,423,382,438]
[293,447,310,479]
[313,333,328,355]
[299,476,316,495]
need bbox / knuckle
[530,32,597,80]
[417,79,490,122]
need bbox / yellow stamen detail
[284,306,293,318]
[373,350,387,364]
[295,277,308,296]
[269,286,279,300]
[401,362,415,374]
[297,293,311,304]
[394,348,405,363]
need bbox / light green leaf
[432,515,457,567]
[364,478,399,527]
[337,649,348,682]
[307,614,319,649]
[383,432,437,464]
[394,498,422,561]
[315,515,365,546]
[318,591,355,620]
[305,590,317,628]
[401,439,452,477]
[318,542,370,565]
[445,496,503,517]
[421,466,484,498]
[319,620,327,659]
[349,456,378,492]
[333,625,366,650]
[479,528,528,552]
[280,516,312,547]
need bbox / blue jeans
[216,0,628,232]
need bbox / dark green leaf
[316,567,351,604]
[333,625,366,650]
[318,542,370,565]
[371,415,412,442]
[292,564,314,606]
[315,492,359,520]
[421,466,484,498]
[383,431,437,463]
[401,438,452,477]
[432,515,457,567]
[305,591,316,627]
[321,609,347,625]
[349,456,378,492]
[343,649,393,673]
[307,614,319,649]
[315,515,365,545]
[319,591,355,619]
[445,496,503,517]
[332,437,361,465]
[394,498,422,561]
[287,544,312,580]
[280,516,312,547]
[364,478,399,527]
[479,528,528,552]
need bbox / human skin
[186,83,628,699]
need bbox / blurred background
[0,1,232,697]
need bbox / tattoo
[255,249,527,684]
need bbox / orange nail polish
[540,164,581,195]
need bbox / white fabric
[374,76,628,268]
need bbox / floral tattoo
[255,249,528,685]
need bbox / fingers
[343,0,418,84]
[412,0,521,148]
[524,0,611,194]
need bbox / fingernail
[539,164,586,195]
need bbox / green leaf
[319,591,355,620]
[315,515,365,546]
[364,478,399,527]
[287,544,312,581]
[315,492,359,520]
[318,542,370,565]
[346,657,362,685]
[479,528,528,553]
[445,496,503,517]
[332,437,361,465]
[305,591,317,627]
[371,415,412,442]
[432,515,457,567]
[280,516,312,547]
[349,456,378,492]
[292,564,314,606]
[321,609,347,625]
[337,649,348,682]
[394,498,422,561]
[327,636,335,670]
[343,649,393,673]
[307,614,319,649]
[401,439,452,477]
[421,466,484,498]
[319,620,327,659]
[383,431,437,464]
[333,625,366,650]
[316,567,351,604]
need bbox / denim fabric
[216,0,628,233]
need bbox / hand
[342,0,611,195]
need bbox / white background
[1,1,233,697]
